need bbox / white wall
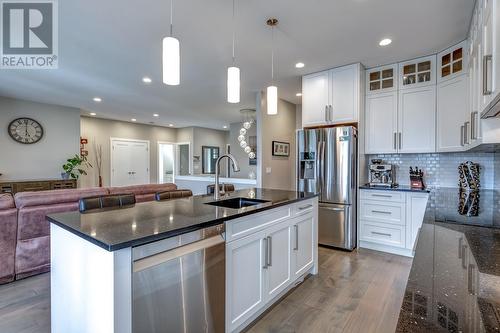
[80,116,177,187]
[191,127,229,175]
[258,93,297,191]
[0,97,80,181]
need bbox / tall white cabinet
[302,63,363,128]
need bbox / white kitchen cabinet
[359,190,428,257]
[398,86,436,153]
[399,55,437,90]
[437,75,469,152]
[302,63,362,127]
[264,221,292,302]
[366,64,398,94]
[226,231,266,332]
[291,215,314,279]
[365,92,398,154]
[437,41,468,83]
[480,0,496,111]
[302,71,329,127]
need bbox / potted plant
[61,154,92,180]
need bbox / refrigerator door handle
[320,206,345,212]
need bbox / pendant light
[163,0,180,85]
[227,0,240,103]
[266,18,278,115]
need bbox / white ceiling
[0,0,474,129]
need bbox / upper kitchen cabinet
[438,41,468,83]
[398,55,437,90]
[365,92,398,154]
[479,0,497,112]
[366,64,398,94]
[398,86,436,153]
[302,63,363,128]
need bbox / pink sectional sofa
[0,194,18,284]
[2,183,189,283]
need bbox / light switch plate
[266,167,272,174]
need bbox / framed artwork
[272,141,290,157]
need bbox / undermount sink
[205,197,270,209]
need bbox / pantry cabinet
[302,63,362,127]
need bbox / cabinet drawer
[291,199,316,216]
[225,206,291,242]
[14,182,51,192]
[360,190,405,202]
[360,220,405,248]
[360,201,404,225]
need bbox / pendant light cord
[232,0,236,63]
[271,26,274,82]
[170,0,173,36]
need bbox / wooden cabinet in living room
[302,63,362,127]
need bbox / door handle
[471,112,477,140]
[393,133,397,151]
[464,122,470,145]
[329,105,333,122]
[293,225,299,251]
[267,236,272,267]
[319,206,345,212]
[460,125,465,146]
[483,54,493,95]
[262,237,268,269]
[398,132,402,150]
[458,237,463,259]
[461,244,468,269]
[325,105,329,122]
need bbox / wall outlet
[266,167,272,174]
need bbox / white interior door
[111,139,150,186]
[158,142,175,184]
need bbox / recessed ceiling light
[142,77,152,84]
[223,125,228,129]
[131,118,137,122]
[169,124,174,127]
[89,112,97,116]
[93,97,102,103]
[379,38,392,46]
[296,93,302,97]
[153,113,159,117]
[295,62,305,68]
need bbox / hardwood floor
[0,247,411,333]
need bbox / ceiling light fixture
[295,62,305,68]
[89,112,97,116]
[153,113,159,117]
[227,0,240,103]
[131,118,137,122]
[266,18,278,115]
[93,97,102,103]
[142,77,152,84]
[379,38,392,46]
[169,123,174,127]
[296,93,302,97]
[162,0,180,85]
[223,125,228,129]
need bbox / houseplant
[61,154,92,180]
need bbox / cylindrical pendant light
[163,0,180,86]
[227,0,240,103]
[266,18,278,115]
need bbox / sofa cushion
[0,208,17,284]
[108,183,177,196]
[15,235,50,279]
[0,193,15,210]
[14,187,108,209]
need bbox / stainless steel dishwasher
[132,224,225,333]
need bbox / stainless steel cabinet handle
[394,133,397,150]
[319,206,345,212]
[372,231,391,237]
[471,111,478,140]
[458,237,463,259]
[293,225,299,251]
[267,236,272,267]
[298,204,313,210]
[460,125,465,147]
[371,194,392,198]
[262,238,268,269]
[461,244,468,269]
[325,106,328,122]
[398,132,402,150]
[464,122,470,145]
[468,264,475,295]
[372,210,392,215]
[483,54,493,95]
[329,105,333,122]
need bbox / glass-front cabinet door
[366,64,398,94]
[438,40,468,83]
[398,55,436,90]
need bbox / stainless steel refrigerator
[297,126,357,250]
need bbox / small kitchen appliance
[368,160,397,187]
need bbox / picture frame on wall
[272,141,290,157]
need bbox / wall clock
[8,118,44,144]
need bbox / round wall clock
[8,118,44,144]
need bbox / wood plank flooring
[0,247,411,333]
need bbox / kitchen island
[47,188,318,333]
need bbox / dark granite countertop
[396,187,500,332]
[359,184,431,193]
[47,188,317,252]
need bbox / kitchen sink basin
[205,197,270,209]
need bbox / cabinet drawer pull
[298,204,313,210]
[371,194,392,198]
[293,225,299,251]
[267,236,272,267]
[371,210,392,215]
[371,231,391,237]
[483,54,493,95]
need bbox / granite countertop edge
[359,184,430,193]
